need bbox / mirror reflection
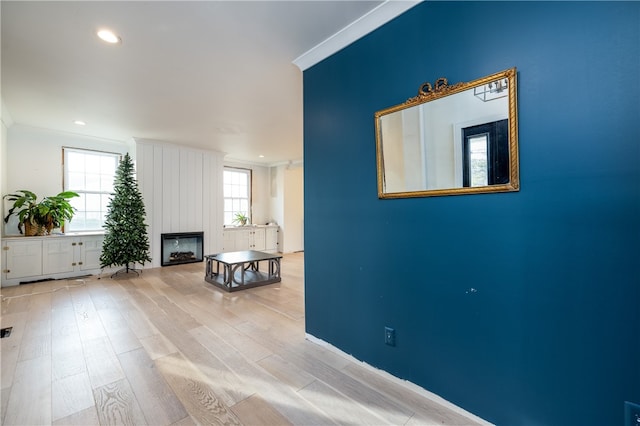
[375,68,519,198]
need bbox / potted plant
[3,190,42,235]
[38,191,80,234]
[233,212,249,226]
[3,190,79,235]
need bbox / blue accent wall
[303,2,640,425]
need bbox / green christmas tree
[100,153,151,274]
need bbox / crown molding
[293,0,422,71]
[223,156,303,169]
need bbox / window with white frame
[63,148,121,231]
[223,167,251,225]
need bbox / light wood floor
[1,252,482,425]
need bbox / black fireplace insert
[161,232,204,266]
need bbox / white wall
[4,125,129,235]
[270,165,285,229]
[1,100,11,275]
[1,115,8,206]
[251,165,272,225]
[270,163,304,253]
[136,139,225,268]
[6,125,129,196]
[283,165,304,252]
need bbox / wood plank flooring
[0,252,485,425]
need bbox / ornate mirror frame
[375,67,519,199]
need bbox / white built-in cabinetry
[264,227,278,252]
[2,233,105,287]
[222,225,278,253]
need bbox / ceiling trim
[293,0,422,71]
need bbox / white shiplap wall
[136,140,224,268]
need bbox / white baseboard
[305,333,492,426]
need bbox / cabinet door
[80,236,104,271]
[223,230,236,252]
[5,240,43,279]
[236,229,251,250]
[43,239,75,274]
[265,228,278,252]
[252,228,266,251]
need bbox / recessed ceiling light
[73,120,86,126]
[97,29,121,44]
[259,155,265,158]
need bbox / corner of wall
[1,98,12,197]
[1,118,8,198]
[0,100,9,276]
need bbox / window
[467,134,489,187]
[223,167,251,225]
[462,119,509,187]
[63,148,121,231]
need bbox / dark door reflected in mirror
[462,119,509,187]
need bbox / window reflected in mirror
[467,134,488,187]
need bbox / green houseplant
[38,192,80,234]
[233,212,249,226]
[3,190,79,235]
[3,190,41,235]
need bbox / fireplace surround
[161,232,204,266]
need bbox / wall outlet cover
[384,327,395,346]
[624,401,640,426]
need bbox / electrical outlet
[625,401,640,426]
[384,327,395,346]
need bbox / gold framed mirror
[375,67,519,198]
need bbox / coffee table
[204,250,282,292]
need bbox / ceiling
[1,1,418,166]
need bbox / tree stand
[110,263,141,278]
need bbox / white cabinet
[43,239,75,275]
[80,237,103,271]
[223,229,250,252]
[4,239,43,281]
[237,229,253,250]
[2,234,105,287]
[223,230,238,252]
[42,236,105,275]
[222,226,278,253]
[265,227,278,252]
[253,228,266,251]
